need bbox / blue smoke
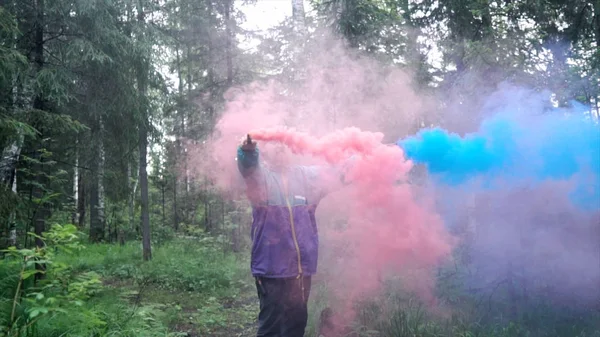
[400,87,600,311]
[398,94,600,211]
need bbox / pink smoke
[186,81,288,196]
[251,127,455,330]
[250,127,385,163]
[184,33,454,333]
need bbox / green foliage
[0,7,27,88]
[59,237,241,295]
[3,228,599,337]
[0,224,102,337]
[313,0,404,50]
[0,231,249,337]
[305,279,600,337]
[0,0,598,335]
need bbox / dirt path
[104,278,258,337]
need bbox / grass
[0,237,258,337]
[303,269,600,337]
[59,238,245,295]
[2,235,600,337]
[304,283,600,337]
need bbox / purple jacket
[237,146,349,278]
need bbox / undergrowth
[305,270,600,337]
[60,237,244,295]
[2,225,599,337]
[0,226,255,337]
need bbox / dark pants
[255,276,312,337]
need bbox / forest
[1,0,599,336]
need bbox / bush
[0,225,200,337]
[56,236,245,295]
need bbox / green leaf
[21,269,41,280]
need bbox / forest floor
[1,235,333,337]
[21,238,263,337]
[3,235,600,337]
[101,278,259,337]
[98,273,258,337]
[96,239,260,337]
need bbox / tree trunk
[89,117,105,242]
[32,0,46,282]
[137,0,152,261]
[173,177,178,231]
[77,172,86,227]
[25,186,32,248]
[162,182,165,225]
[139,117,151,260]
[231,206,240,253]
[72,142,79,225]
[118,228,125,246]
[204,198,210,231]
[173,44,182,232]
[0,0,21,248]
[106,212,112,243]
[291,0,307,37]
[206,0,215,121]
[2,141,21,248]
[289,0,307,123]
[0,142,20,186]
[184,45,191,223]
[224,0,234,85]
[595,1,600,57]
[7,159,18,248]
[128,160,138,233]
[222,199,228,252]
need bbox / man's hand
[240,134,257,151]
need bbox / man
[237,134,351,337]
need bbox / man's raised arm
[237,135,260,178]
